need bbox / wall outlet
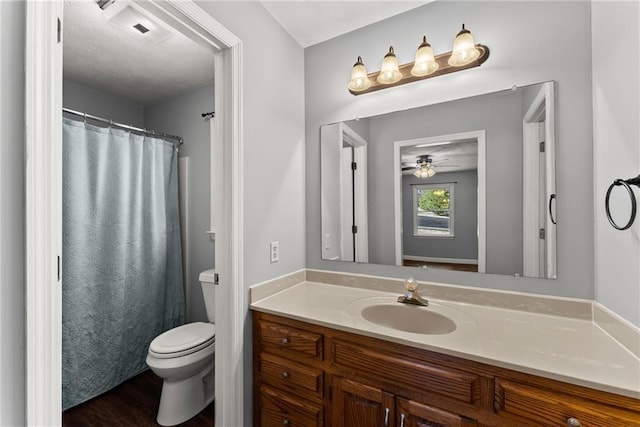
[324,233,331,249]
[270,241,279,263]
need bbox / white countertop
[250,281,640,399]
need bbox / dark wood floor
[63,369,214,427]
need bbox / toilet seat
[149,322,215,359]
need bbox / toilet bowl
[146,270,217,426]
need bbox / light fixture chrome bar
[62,107,184,145]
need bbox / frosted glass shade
[377,47,402,84]
[414,165,436,178]
[347,56,372,92]
[411,36,439,77]
[448,24,481,66]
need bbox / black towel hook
[605,174,640,230]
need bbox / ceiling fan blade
[431,158,449,164]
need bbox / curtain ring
[605,179,637,231]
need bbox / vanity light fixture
[348,24,489,95]
[449,24,481,66]
[410,36,438,77]
[347,56,372,92]
[377,47,403,84]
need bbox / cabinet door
[331,377,395,427]
[397,398,477,427]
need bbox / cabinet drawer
[332,339,481,405]
[260,385,323,427]
[260,353,324,401]
[495,379,640,427]
[259,320,323,361]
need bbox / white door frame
[522,81,556,279]
[341,123,369,263]
[25,1,245,425]
[393,131,486,271]
[320,123,368,263]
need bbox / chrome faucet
[397,278,429,306]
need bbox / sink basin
[360,304,457,335]
[347,296,477,336]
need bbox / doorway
[25,2,244,426]
[522,81,556,279]
[393,131,487,272]
[320,122,368,263]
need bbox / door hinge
[214,273,219,285]
[57,255,61,281]
[57,18,61,44]
[351,161,357,171]
[539,141,545,153]
[352,225,358,234]
[539,228,546,239]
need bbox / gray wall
[402,171,479,264]
[592,1,640,327]
[0,1,26,424]
[306,1,594,299]
[145,83,215,323]
[344,117,370,142]
[63,79,144,126]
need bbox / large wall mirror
[321,81,557,279]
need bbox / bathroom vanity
[251,274,640,427]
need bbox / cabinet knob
[282,418,289,426]
[400,413,406,427]
[567,418,582,427]
[281,371,289,379]
[280,337,288,345]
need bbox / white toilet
[146,269,217,426]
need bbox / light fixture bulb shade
[414,163,436,178]
[411,36,439,77]
[448,24,481,66]
[377,46,402,84]
[348,56,372,92]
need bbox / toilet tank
[198,269,217,323]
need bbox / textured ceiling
[63,0,430,106]
[63,0,215,106]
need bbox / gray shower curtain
[62,117,185,410]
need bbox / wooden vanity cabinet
[330,377,395,427]
[253,312,640,427]
[330,376,477,427]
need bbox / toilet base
[156,365,214,426]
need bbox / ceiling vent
[100,0,173,46]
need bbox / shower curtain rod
[63,108,184,145]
